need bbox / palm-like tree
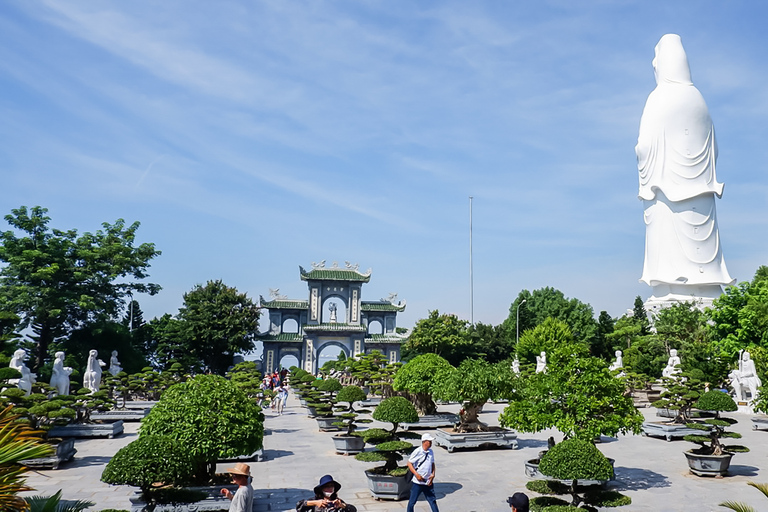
[720,482,768,512]
[0,405,55,511]
[25,489,94,512]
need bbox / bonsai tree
[392,354,452,415]
[227,361,263,404]
[433,358,515,432]
[652,371,705,424]
[349,351,389,394]
[1,381,76,435]
[140,374,264,484]
[532,438,623,509]
[684,390,748,458]
[500,342,643,441]
[71,387,115,423]
[101,435,204,511]
[333,385,371,436]
[355,396,417,476]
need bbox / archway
[316,341,350,372]
[368,319,384,335]
[282,318,299,333]
[279,353,299,370]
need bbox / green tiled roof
[259,296,308,310]
[299,265,371,282]
[257,333,304,342]
[303,323,367,333]
[361,301,406,312]
[365,333,408,344]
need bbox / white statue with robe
[729,351,762,402]
[535,351,547,374]
[83,349,105,393]
[511,357,520,375]
[636,34,734,308]
[109,350,123,377]
[328,302,338,323]
[609,350,624,374]
[50,351,73,396]
[8,349,36,396]
[662,349,682,378]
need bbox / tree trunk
[414,393,437,416]
[456,402,489,433]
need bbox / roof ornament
[331,261,339,269]
[382,292,399,304]
[269,288,288,300]
[345,261,360,271]
[311,260,326,269]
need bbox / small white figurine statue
[609,350,624,372]
[662,349,682,378]
[50,351,73,396]
[83,349,106,393]
[328,302,338,323]
[9,349,36,396]
[109,350,123,377]
[729,351,762,402]
[535,351,547,374]
[511,357,520,375]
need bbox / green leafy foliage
[356,397,416,474]
[317,378,342,393]
[24,489,94,512]
[695,390,738,413]
[392,354,452,415]
[719,481,768,512]
[652,372,704,424]
[539,439,613,481]
[371,396,418,433]
[516,318,581,364]
[403,310,473,366]
[140,375,264,483]
[685,391,746,456]
[529,497,571,512]
[0,206,161,370]
[500,343,642,440]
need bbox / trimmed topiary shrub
[354,396,417,476]
[139,374,264,483]
[529,496,570,512]
[685,390,747,456]
[372,396,418,433]
[333,385,371,436]
[392,354,452,415]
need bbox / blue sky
[2,1,767,334]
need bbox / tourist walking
[296,474,357,512]
[406,433,439,512]
[276,384,288,415]
[220,463,253,512]
[507,492,529,512]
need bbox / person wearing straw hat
[296,474,356,512]
[221,462,253,512]
[406,433,439,512]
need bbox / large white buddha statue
[636,34,734,310]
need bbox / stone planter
[130,485,237,511]
[20,438,77,470]
[306,406,318,417]
[656,409,714,419]
[48,420,124,439]
[642,421,711,442]
[433,427,517,452]
[684,450,733,477]
[401,413,460,431]
[332,434,365,455]
[123,400,158,409]
[364,469,412,500]
[316,415,341,432]
[751,416,768,431]
[525,457,615,485]
[91,409,150,422]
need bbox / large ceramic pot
[684,450,733,477]
[316,415,340,432]
[332,434,365,455]
[364,469,412,500]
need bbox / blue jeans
[407,483,439,512]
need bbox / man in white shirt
[406,433,439,512]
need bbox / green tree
[500,342,642,441]
[503,287,598,350]
[466,322,511,363]
[0,206,160,369]
[177,281,260,374]
[61,320,148,375]
[515,317,579,364]
[403,310,472,366]
[632,296,650,336]
[147,314,195,371]
[592,311,615,361]
[392,353,453,415]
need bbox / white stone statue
[662,349,682,378]
[83,349,106,393]
[729,351,762,402]
[636,34,734,309]
[9,349,36,396]
[109,350,123,377]
[609,350,624,373]
[50,351,73,396]
[328,302,337,323]
[511,357,520,375]
[535,351,547,374]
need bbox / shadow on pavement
[727,464,759,477]
[612,466,671,490]
[254,487,313,505]
[64,455,114,468]
[262,449,294,460]
[434,481,463,498]
[269,428,300,434]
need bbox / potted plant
[331,385,371,454]
[392,354,458,429]
[139,374,264,484]
[315,378,343,431]
[527,438,631,510]
[643,372,709,441]
[354,396,418,500]
[683,390,748,476]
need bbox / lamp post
[516,299,527,346]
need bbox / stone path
[21,392,768,511]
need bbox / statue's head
[616,350,622,357]
[540,351,546,357]
[112,350,118,357]
[653,34,692,86]
[89,349,98,358]
[670,349,678,357]
[743,351,751,361]
[13,349,26,360]
[55,351,65,360]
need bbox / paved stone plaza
[21,392,768,511]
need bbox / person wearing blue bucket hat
[296,474,357,512]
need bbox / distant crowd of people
[258,367,289,414]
